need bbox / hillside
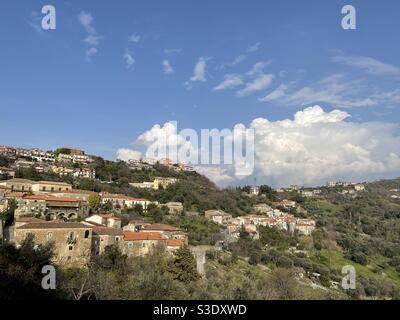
[2,154,400,299]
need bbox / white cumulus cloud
[116,105,400,187]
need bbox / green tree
[94,244,127,271]
[0,234,56,300]
[88,194,101,212]
[169,246,200,283]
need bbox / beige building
[0,178,34,192]
[204,210,233,225]
[160,202,184,215]
[15,222,93,268]
[153,177,178,190]
[31,181,72,193]
[100,192,155,211]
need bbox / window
[42,186,46,191]
[51,187,54,191]
[115,236,120,242]
[84,230,90,238]
[67,232,76,244]
[69,246,73,251]
[59,188,62,191]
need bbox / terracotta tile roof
[166,239,183,247]
[92,227,123,236]
[17,222,91,230]
[23,195,81,202]
[123,231,166,241]
[6,192,26,198]
[51,189,97,195]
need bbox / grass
[317,249,400,286]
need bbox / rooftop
[51,189,96,195]
[92,226,123,236]
[123,231,166,241]
[23,195,82,202]
[17,222,90,230]
[166,239,183,247]
[35,180,72,186]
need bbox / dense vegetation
[2,155,400,299]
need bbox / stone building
[15,195,89,220]
[160,202,184,215]
[90,226,123,255]
[122,231,166,257]
[0,178,34,192]
[204,210,233,225]
[123,222,188,245]
[14,222,93,268]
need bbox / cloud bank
[117,106,400,187]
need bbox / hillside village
[0,144,316,269]
[1,144,400,300]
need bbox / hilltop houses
[100,192,155,212]
[153,177,178,190]
[205,210,233,225]
[0,179,72,193]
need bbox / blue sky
[1,1,400,186]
